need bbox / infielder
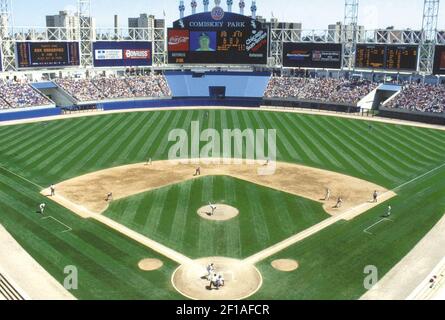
[373,190,378,203]
[334,197,343,208]
[194,167,201,176]
[50,184,56,197]
[106,192,113,202]
[324,188,331,201]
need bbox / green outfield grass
[104,175,329,259]
[0,109,444,300]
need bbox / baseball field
[0,108,445,300]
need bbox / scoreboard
[16,42,80,69]
[168,10,268,65]
[283,43,342,69]
[433,45,445,75]
[355,44,418,71]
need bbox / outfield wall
[263,98,361,113]
[100,98,263,111]
[379,107,445,125]
[0,107,61,122]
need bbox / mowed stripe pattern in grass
[1,109,445,300]
[105,176,328,259]
[0,167,181,300]
[1,110,445,189]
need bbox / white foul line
[41,216,72,233]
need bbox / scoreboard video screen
[168,10,268,65]
[355,44,418,71]
[283,43,342,69]
[433,45,445,75]
[16,42,80,69]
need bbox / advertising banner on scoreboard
[355,44,418,71]
[283,43,342,69]
[15,42,80,69]
[433,45,445,75]
[92,41,152,67]
[168,9,268,65]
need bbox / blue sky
[11,0,445,30]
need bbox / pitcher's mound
[197,204,239,221]
[172,257,262,300]
[138,258,163,271]
[271,259,299,272]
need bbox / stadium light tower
[0,0,14,71]
[239,0,245,15]
[419,0,440,74]
[78,0,93,68]
[203,0,209,12]
[227,0,233,12]
[342,0,359,70]
[179,1,185,18]
[250,1,257,19]
[191,1,197,15]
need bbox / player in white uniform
[324,188,331,201]
[206,263,215,280]
[50,184,56,197]
[386,206,392,217]
[209,202,217,216]
[39,203,46,215]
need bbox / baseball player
[209,273,219,290]
[324,188,331,201]
[386,206,392,217]
[50,184,56,197]
[334,196,343,208]
[216,273,225,288]
[39,203,46,215]
[209,202,217,216]
[145,157,152,166]
[206,263,215,280]
[106,192,113,202]
[194,167,201,176]
[372,190,378,203]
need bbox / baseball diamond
[1,0,445,305]
[1,108,445,300]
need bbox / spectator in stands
[264,76,378,105]
[55,74,172,102]
[386,83,445,113]
[0,80,52,109]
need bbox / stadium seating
[55,75,172,103]
[386,83,445,113]
[0,81,53,109]
[264,77,378,105]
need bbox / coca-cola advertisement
[168,30,190,52]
